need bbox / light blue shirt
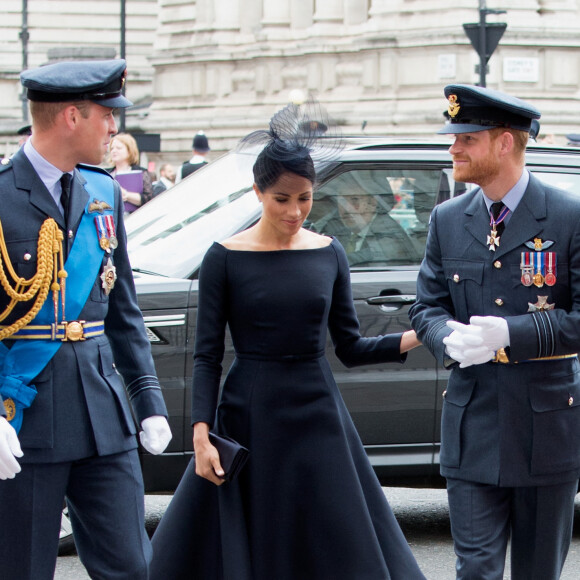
[23,139,73,215]
[481,169,529,226]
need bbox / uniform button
[453,274,460,283]
[494,261,502,269]
[495,298,504,306]
[569,396,574,406]
[68,230,74,239]
[23,252,31,261]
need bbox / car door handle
[366,295,416,306]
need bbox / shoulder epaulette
[0,158,13,173]
[77,163,114,179]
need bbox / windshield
[126,150,261,278]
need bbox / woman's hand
[193,422,226,486]
[400,329,421,353]
[121,187,142,206]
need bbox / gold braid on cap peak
[0,218,67,340]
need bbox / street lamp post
[478,0,487,87]
[20,0,29,122]
[120,0,126,132]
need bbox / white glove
[469,316,510,350]
[443,321,495,368]
[140,415,172,455]
[443,329,471,363]
[0,417,23,480]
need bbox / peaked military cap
[17,125,32,136]
[20,59,132,108]
[438,84,541,135]
[529,119,540,141]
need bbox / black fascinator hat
[238,99,343,191]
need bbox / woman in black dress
[150,104,427,580]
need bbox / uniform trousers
[0,449,151,580]
[447,477,578,580]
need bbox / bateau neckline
[215,238,336,253]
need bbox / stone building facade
[1,0,579,165]
[0,0,158,158]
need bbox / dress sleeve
[191,244,229,426]
[327,241,406,368]
[140,168,153,204]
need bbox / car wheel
[59,505,76,555]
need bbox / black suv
[126,139,580,491]
[59,138,580,553]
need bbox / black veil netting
[236,99,344,170]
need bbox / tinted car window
[310,169,442,266]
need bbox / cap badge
[447,94,460,118]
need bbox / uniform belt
[1,321,105,341]
[492,348,577,364]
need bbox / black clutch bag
[207,432,249,482]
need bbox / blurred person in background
[107,132,153,213]
[153,163,176,196]
[17,125,32,148]
[178,130,210,181]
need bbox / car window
[309,168,442,267]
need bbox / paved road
[56,488,580,579]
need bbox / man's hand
[140,415,172,455]
[443,321,495,368]
[469,316,510,351]
[0,417,23,480]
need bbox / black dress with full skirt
[150,239,426,580]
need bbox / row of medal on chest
[451,251,557,289]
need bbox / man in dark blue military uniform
[410,85,580,580]
[0,60,172,579]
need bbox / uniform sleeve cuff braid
[531,311,555,358]
[126,375,162,399]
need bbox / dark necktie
[60,173,72,229]
[490,201,505,237]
